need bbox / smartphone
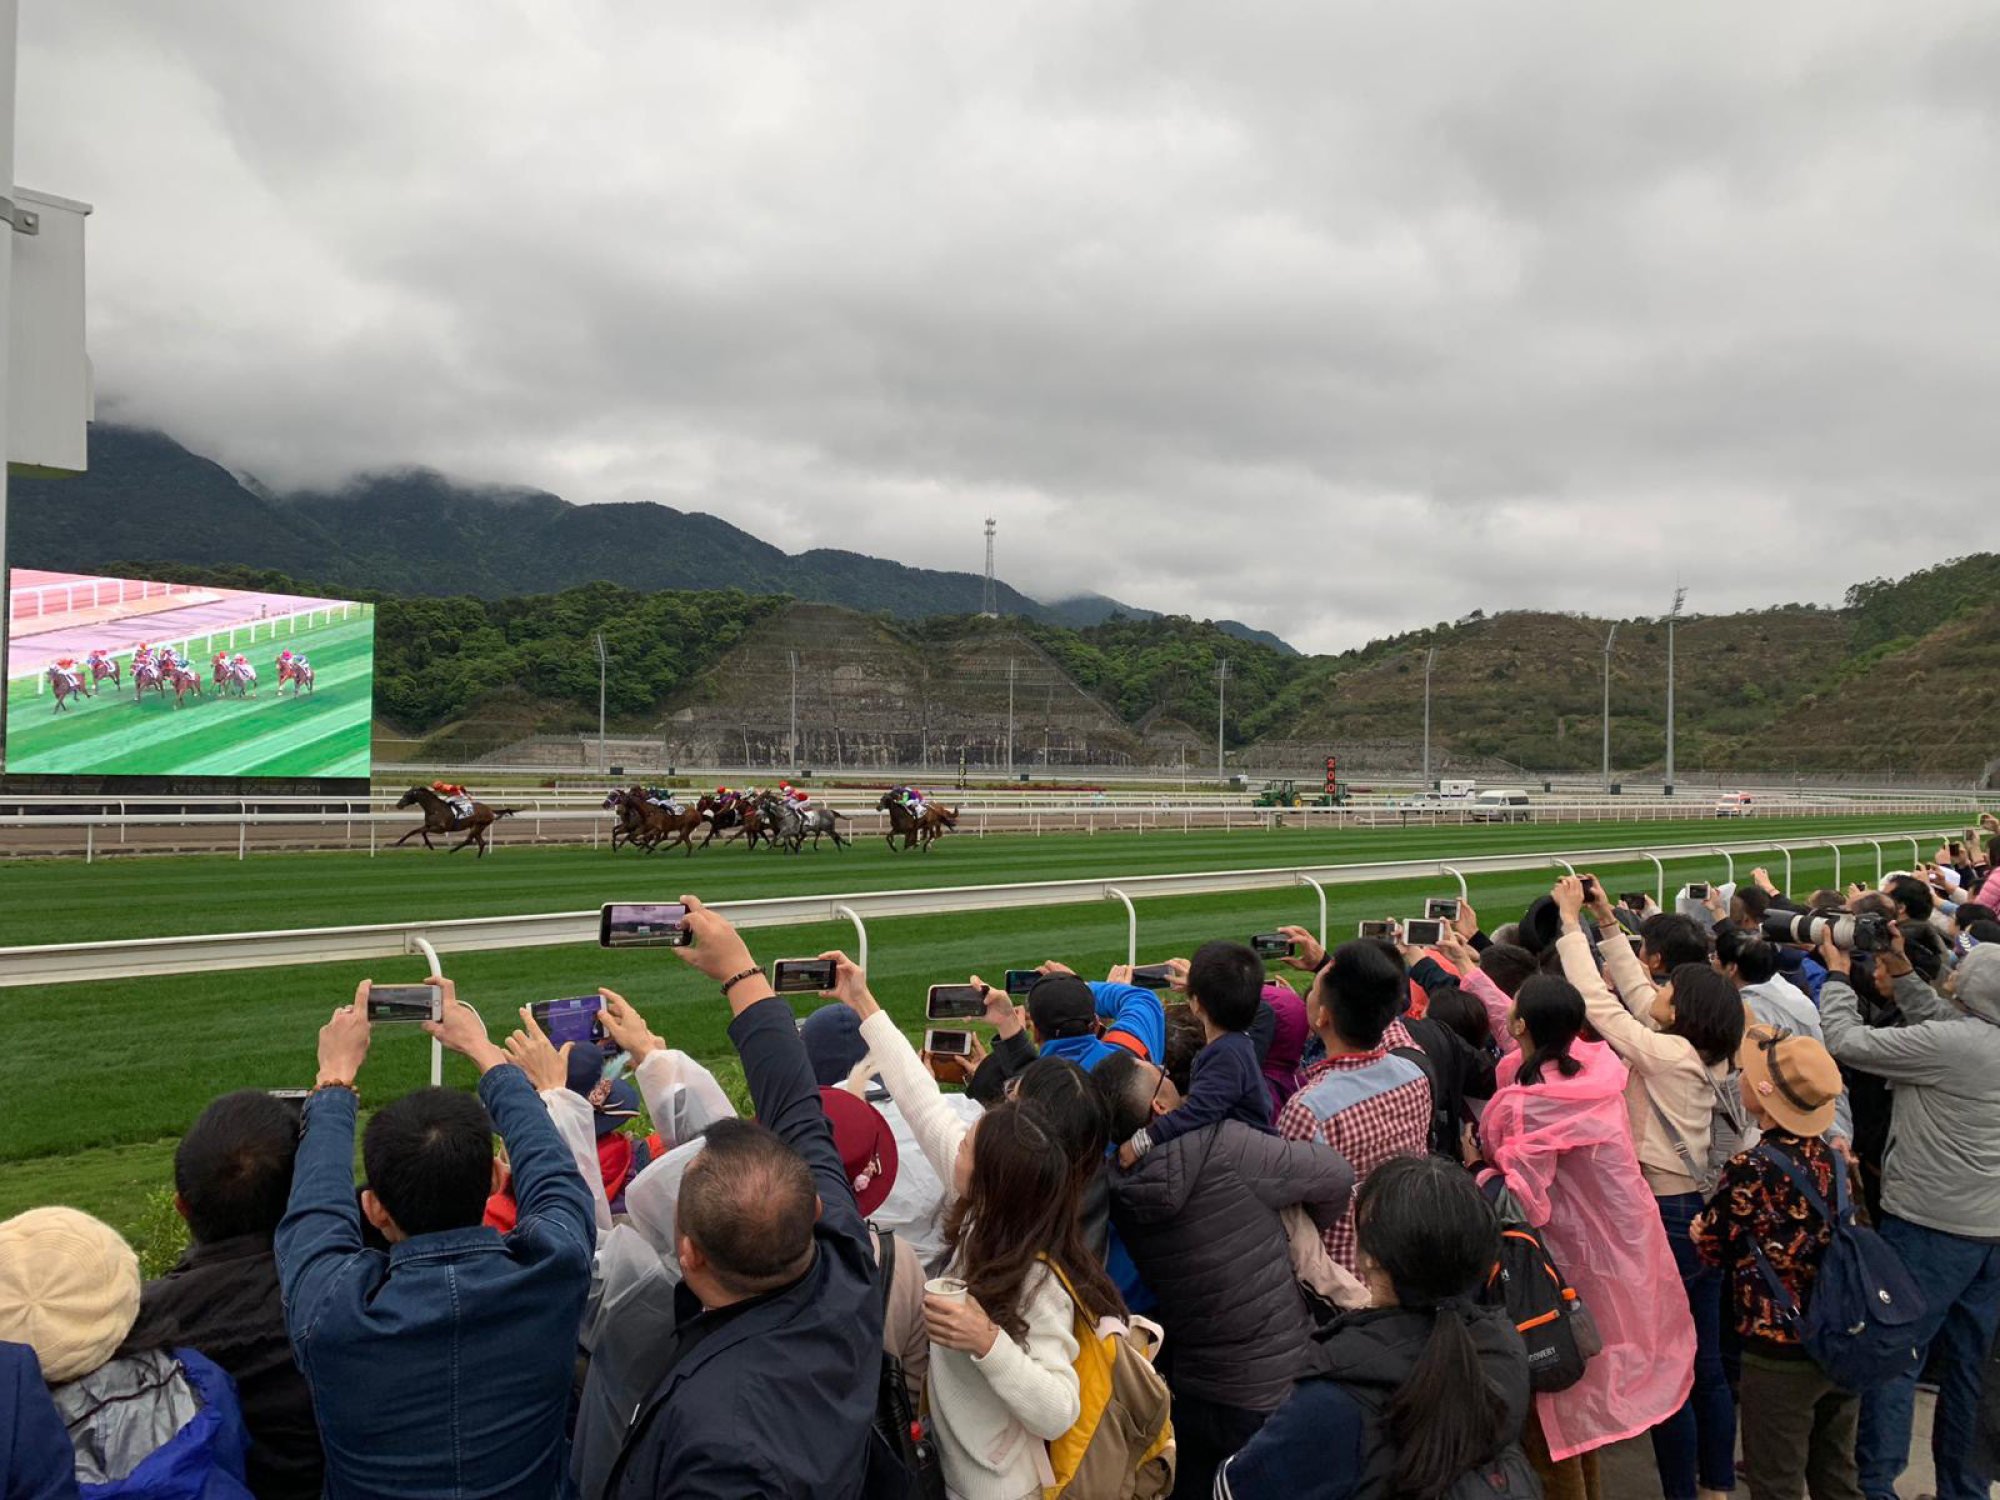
[1579,876,1600,902]
[1004,969,1040,997]
[1687,883,1711,901]
[926,984,988,1021]
[1131,963,1176,990]
[367,984,443,1024]
[772,958,837,995]
[1424,897,1461,922]
[924,1027,974,1057]
[266,1088,312,1101]
[1967,828,1982,848]
[1250,933,1296,958]
[1618,892,1650,912]
[1358,919,1397,940]
[599,902,690,948]
[1403,917,1447,947]
[529,995,605,1047]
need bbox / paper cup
[924,1276,969,1303]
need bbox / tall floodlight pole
[982,519,997,616]
[594,632,608,772]
[788,649,800,773]
[1601,623,1618,790]
[1665,586,1686,794]
[1422,648,1438,791]
[1005,657,1015,773]
[1215,658,1230,780]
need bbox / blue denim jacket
[277,1069,595,1500]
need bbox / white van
[1439,779,1478,800]
[1469,789,1532,823]
[1714,791,1755,818]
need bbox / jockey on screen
[51,658,82,690]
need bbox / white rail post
[1870,839,1885,884]
[239,817,247,861]
[1549,857,1576,877]
[1822,841,1842,892]
[411,936,445,1087]
[1642,852,1665,909]
[1441,864,1469,903]
[1713,848,1735,885]
[1780,846,1792,894]
[1907,835,1923,869]
[1297,874,1328,954]
[833,903,869,972]
[85,823,93,863]
[1106,886,1138,968]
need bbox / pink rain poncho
[1481,1039,1694,1461]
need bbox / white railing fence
[19,601,369,687]
[0,826,1962,988]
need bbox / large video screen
[5,571,374,778]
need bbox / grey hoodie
[1820,945,2000,1239]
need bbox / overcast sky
[19,2,2000,652]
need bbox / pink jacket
[1481,1040,1694,1461]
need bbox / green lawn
[0,813,1964,1237]
[0,811,1961,944]
[3,614,373,777]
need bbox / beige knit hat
[0,1207,142,1384]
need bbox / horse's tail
[829,809,848,820]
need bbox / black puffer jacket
[1106,1121,1352,1410]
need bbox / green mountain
[10,426,1293,650]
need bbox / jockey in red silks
[133,643,154,670]
[51,657,82,690]
[779,780,812,809]
[278,648,294,674]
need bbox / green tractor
[1253,779,1303,808]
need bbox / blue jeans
[1651,1192,1738,1498]
[1857,1214,2000,1500]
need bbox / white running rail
[0,827,1957,988]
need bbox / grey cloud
[18,0,2000,653]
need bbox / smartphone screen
[1619,892,1649,911]
[926,984,988,1021]
[772,958,836,995]
[1424,897,1461,922]
[368,984,442,1024]
[1131,963,1175,990]
[599,903,691,948]
[924,1027,974,1056]
[1250,933,1296,958]
[1004,969,1039,997]
[530,995,605,1047]
[1403,918,1446,947]
[1358,919,1397,940]
[1687,883,1711,901]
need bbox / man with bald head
[606,898,882,1499]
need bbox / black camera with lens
[1760,908,1890,953]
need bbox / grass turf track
[0,811,1962,1232]
[2,615,373,778]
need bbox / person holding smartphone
[818,950,1125,1500]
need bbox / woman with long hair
[1475,975,1694,1499]
[1552,876,1744,1500]
[818,952,1123,1500]
[1216,1154,1533,1499]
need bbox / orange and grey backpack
[1038,1261,1176,1500]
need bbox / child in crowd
[1119,941,1274,1167]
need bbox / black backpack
[1744,1144,1927,1393]
[1479,1181,1602,1393]
[1393,1019,1470,1161]
[862,1230,947,1500]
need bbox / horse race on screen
[3,570,374,778]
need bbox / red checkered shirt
[1277,1020,1433,1272]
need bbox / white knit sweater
[859,1010,1083,1500]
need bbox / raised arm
[1818,960,1953,1088]
[599,988,738,1146]
[1227,1128,1355,1232]
[1556,918,1686,1078]
[1090,980,1166,1064]
[276,992,373,1347]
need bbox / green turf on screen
[3,614,373,777]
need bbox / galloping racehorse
[167,664,204,708]
[606,787,706,855]
[877,793,958,852]
[133,660,168,701]
[46,666,87,712]
[798,805,850,851]
[87,655,120,690]
[277,658,315,695]
[392,786,517,858]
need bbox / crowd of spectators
[2,815,1998,1498]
